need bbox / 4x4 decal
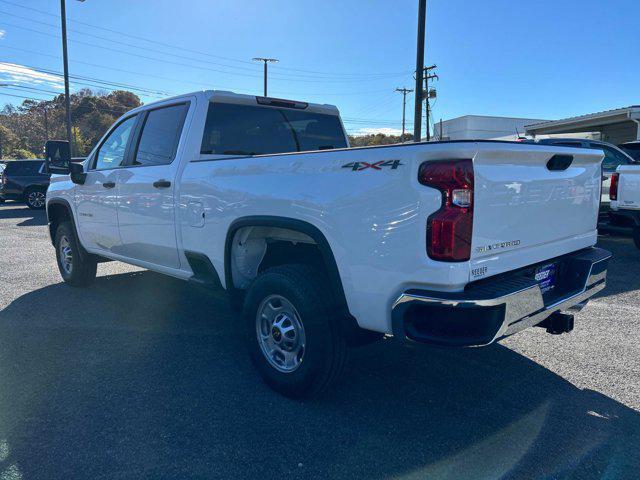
[341,160,403,171]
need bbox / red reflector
[419,160,474,262]
[609,172,619,201]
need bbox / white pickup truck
[45,90,611,397]
[609,165,640,248]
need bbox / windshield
[200,102,347,155]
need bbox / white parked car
[45,91,611,397]
[609,164,640,248]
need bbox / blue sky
[0,0,638,135]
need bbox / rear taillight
[419,159,474,261]
[609,172,619,201]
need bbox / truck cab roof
[130,90,341,117]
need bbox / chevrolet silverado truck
[44,91,611,397]
[609,165,640,248]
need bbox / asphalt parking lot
[0,202,639,480]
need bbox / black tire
[633,226,640,250]
[243,264,347,398]
[54,221,97,287]
[228,290,245,313]
[24,187,46,210]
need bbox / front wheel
[633,226,640,250]
[243,264,347,398]
[24,188,46,210]
[55,221,97,286]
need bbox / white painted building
[433,115,548,141]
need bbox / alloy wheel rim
[59,235,73,275]
[256,294,306,373]
[28,191,45,208]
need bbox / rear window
[200,102,347,155]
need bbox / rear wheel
[633,226,640,250]
[24,187,46,210]
[243,264,347,398]
[55,221,97,286]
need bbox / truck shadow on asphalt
[0,204,47,227]
[0,270,639,479]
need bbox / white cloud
[0,30,5,39]
[350,127,403,137]
[0,62,64,90]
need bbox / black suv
[0,160,50,209]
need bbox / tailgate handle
[546,154,573,171]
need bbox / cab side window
[133,104,188,166]
[94,115,137,170]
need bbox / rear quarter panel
[179,143,477,333]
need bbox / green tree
[0,89,142,158]
[348,132,413,147]
[0,125,17,158]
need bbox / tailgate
[617,165,640,209]
[470,143,602,279]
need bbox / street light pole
[60,0,73,150]
[252,57,279,97]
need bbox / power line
[0,46,396,98]
[0,1,413,80]
[0,92,51,102]
[0,84,61,96]
[0,86,402,124]
[0,89,140,116]
[350,91,398,118]
[0,8,412,82]
[0,60,172,97]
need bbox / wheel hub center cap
[256,295,306,373]
[271,326,282,342]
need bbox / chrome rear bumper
[391,247,611,347]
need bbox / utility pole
[60,0,73,148]
[423,64,438,141]
[43,107,49,142]
[413,0,427,142]
[395,87,413,142]
[252,57,279,97]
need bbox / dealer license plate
[535,263,557,294]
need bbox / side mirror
[45,140,71,175]
[69,161,86,185]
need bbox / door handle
[102,181,116,189]
[153,179,171,188]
